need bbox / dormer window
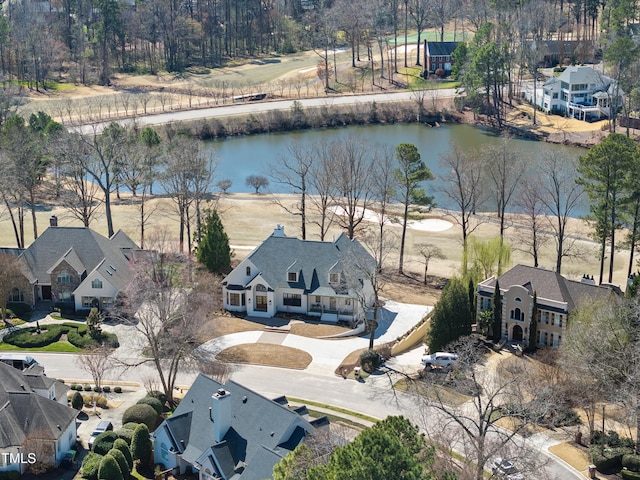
[329,273,340,283]
[57,269,72,284]
[246,266,251,276]
[288,272,297,282]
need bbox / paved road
[74,89,457,134]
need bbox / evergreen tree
[71,391,84,410]
[98,454,123,480]
[196,209,232,274]
[492,280,502,343]
[107,449,130,479]
[528,292,538,353]
[468,277,476,324]
[113,439,133,470]
[426,277,473,351]
[86,307,103,339]
[131,424,152,468]
[306,416,437,480]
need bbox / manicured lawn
[0,341,82,352]
[216,344,312,369]
[394,377,471,406]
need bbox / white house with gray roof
[526,65,624,121]
[0,363,77,474]
[222,226,376,323]
[477,264,622,348]
[153,374,328,480]
[12,217,140,312]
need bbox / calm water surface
[205,123,588,215]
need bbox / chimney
[212,388,231,443]
[50,215,58,227]
[272,225,285,237]
[580,274,595,285]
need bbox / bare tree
[417,244,444,284]
[217,179,232,194]
[414,336,553,480]
[537,152,584,274]
[438,143,486,271]
[514,176,548,268]
[270,143,314,239]
[370,146,397,272]
[330,137,374,240]
[114,234,221,405]
[246,175,269,194]
[308,142,337,241]
[0,254,27,323]
[75,344,113,389]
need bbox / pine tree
[492,280,502,343]
[196,210,232,274]
[528,292,538,353]
[426,277,473,351]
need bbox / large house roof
[231,230,375,294]
[0,363,77,448]
[481,264,621,310]
[159,374,318,480]
[19,226,139,291]
[426,42,459,56]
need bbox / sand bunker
[329,206,453,232]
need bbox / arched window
[515,297,522,302]
[92,279,103,289]
[255,284,266,292]
[57,269,72,284]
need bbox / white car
[491,458,524,480]
[421,352,458,369]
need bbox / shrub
[81,452,103,480]
[114,386,122,393]
[623,455,640,473]
[3,324,67,347]
[113,438,133,469]
[94,386,102,393]
[7,302,31,317]
[96,396,108,408]
[122,404,157,430]
[84,385,92,392]
[71,391,84,410]
[70,383,79,390]
[591,446,633,473]
[359,349,380,373]
[98,454,123,480]
[116,425,136,445]
[103,386,111,393]
[92,431,118,456]
[622,469,640,480]
[146,390,167,405]
[137,396,163,415]
[131,424,153,468]
[107,449,130,478]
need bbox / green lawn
[0,341,82,353]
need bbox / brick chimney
[50,215,58,227]
[212,388,231,443]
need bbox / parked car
[491,457,524,480]
[88,420,113,450]
[421,352,458,369]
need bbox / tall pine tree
[426,277,473,351]
[196,210,232,274]
[492,280,502,343]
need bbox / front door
[255,296,267,312]
[41,285,52,301]
[329,297,336,311]
[512,324,523,342]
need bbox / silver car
[491,458,524,480]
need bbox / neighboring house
[153,373,329,480]
[11,216,140,312]
[222,225,376,323]
[477,264,622,348]
[526,40,596,67]
[424,42,459,74]
[526,65,624,121]
[0,362,77,473]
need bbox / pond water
[204,123,589,216]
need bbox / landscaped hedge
[81,452,103,480]
[622,469,640,480]
[116,423,138,445]
[3,322,118,349]
[137,396,163,415]
[7,302,31,317]
[122,404,158,430]
[591,446,634,474]
[623,454,640,473]
[92,431,118,455]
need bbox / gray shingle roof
[426,42,459,56]
[0,363,77,448]
[19,226,138,291]
[485,264,620,309]
[159,374,318,480]
[241,232,375,293]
